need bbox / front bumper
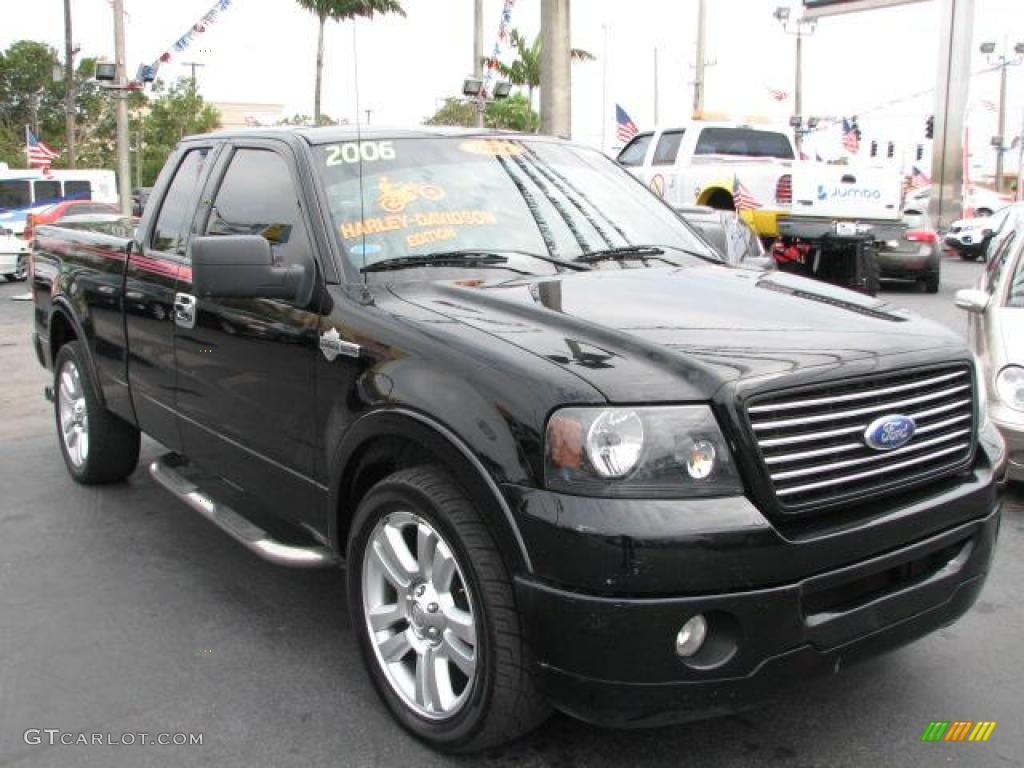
[508,439,1004,727]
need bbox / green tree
[486,28,594,124]
[295,0,405,125]
[277,112,342,126]
[135,78,220,186]
[423,94,538,132]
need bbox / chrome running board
[149,454,338,569]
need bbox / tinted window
[652,130,685,166]
[0,180,31,212]
[63,180,92,201]
[151,148,210,255]
[34,180,61,204]
[205,149,311,268]
[617,133,653,166]
[694,128,794,159]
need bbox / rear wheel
[347,466,548,752]
[922,273,940,294]
[54,341,140,484]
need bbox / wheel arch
[697,186,736,210]
[49,300,106,408]
[329,408,533,575]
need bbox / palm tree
[296,0,406,124]
[487,28,594,125]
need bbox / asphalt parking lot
[1,257,1021,768]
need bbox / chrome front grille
[746,364,976,514]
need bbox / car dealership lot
[1,261,1021,768]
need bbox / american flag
[841,117,860,155]
[909,166,931,189]
[766,85,789,102]
[733,177,762,211]
[979,99,997,113]
[616,104,639,143]
[25,127,60,170]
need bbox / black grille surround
[744,363,977,516]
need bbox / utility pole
[63,0,76,168]
[601,23,608,152]
[979,39,1023,193]
[364,109,372,125]
[182,61,206,91]
[540,0,571,138]
[774,7,816,153]
[692,0,706,118]
[474,0,484,128]
[653,48,659,125]
[113,0,131,215]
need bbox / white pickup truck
[619,121,905,294]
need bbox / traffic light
[925,115,934,139]
[887,141,895,158]
[916,144,924,161]
[870,140,878,157]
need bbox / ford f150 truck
[31,127,1007,753]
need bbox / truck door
[127,146,213,451]
[648,129,686,205]
[173,142,323,530]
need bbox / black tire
[347,465,549,753]
[960,250,981,262]
[922,273,940,294]
[863,257,880,297]
[53,341,140,484]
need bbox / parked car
[906,184,1013,220]
[0,224,28,281]
[32,127,1006,752]
[23,199,119,244]
[946,206,1015,261]
[956,205,1024,482]
[875,209,942,292]
[674,205,774,269]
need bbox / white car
[906,184,1013,219]
[0,226,29,282]
[946,206,1016,261]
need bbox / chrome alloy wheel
[57,360,89,468]
[362,510,478,720]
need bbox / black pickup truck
[31,127,1007,752]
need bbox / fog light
[675,614,708,657]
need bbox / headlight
[544,406,742,497]
[995,365,1024,412]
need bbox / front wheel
[347,466,548,752]
[4,254,28,282]
[54,341,140,484]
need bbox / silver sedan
[956,207,1024,482]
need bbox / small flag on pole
[25,127,60,170]
[841,117,860,155]
[733,177,762,211]
[909,166,931,189]
[616,104,639,143]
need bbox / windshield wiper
[574,245,673,264]
[360,252,512,273]
[360,249,590,274]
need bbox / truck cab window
[64,180,92,201]
[151,148,211,256]
[616,133,653,167]
[34,180,62,204]
[205,148,311,268]
[694,128,794,159]
[652,130,685,166]
[0,180,31,212]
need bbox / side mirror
[954,288,990,314]
[191,235,313,304]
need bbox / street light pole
[775,7,816,154]
[995,55,1008,192]
[474,0,484,128]
[692,0,706,118]
[63,0,76,168]
[112,0,131,215]
[540,0,571,138]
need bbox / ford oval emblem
[863,414,916,451]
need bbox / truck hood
[388,264,965,402]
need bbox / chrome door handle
[174,292,196,329]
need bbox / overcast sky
[2,0,1022,170]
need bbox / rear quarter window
[652,130,685,166]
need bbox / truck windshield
[315,136,717,276]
